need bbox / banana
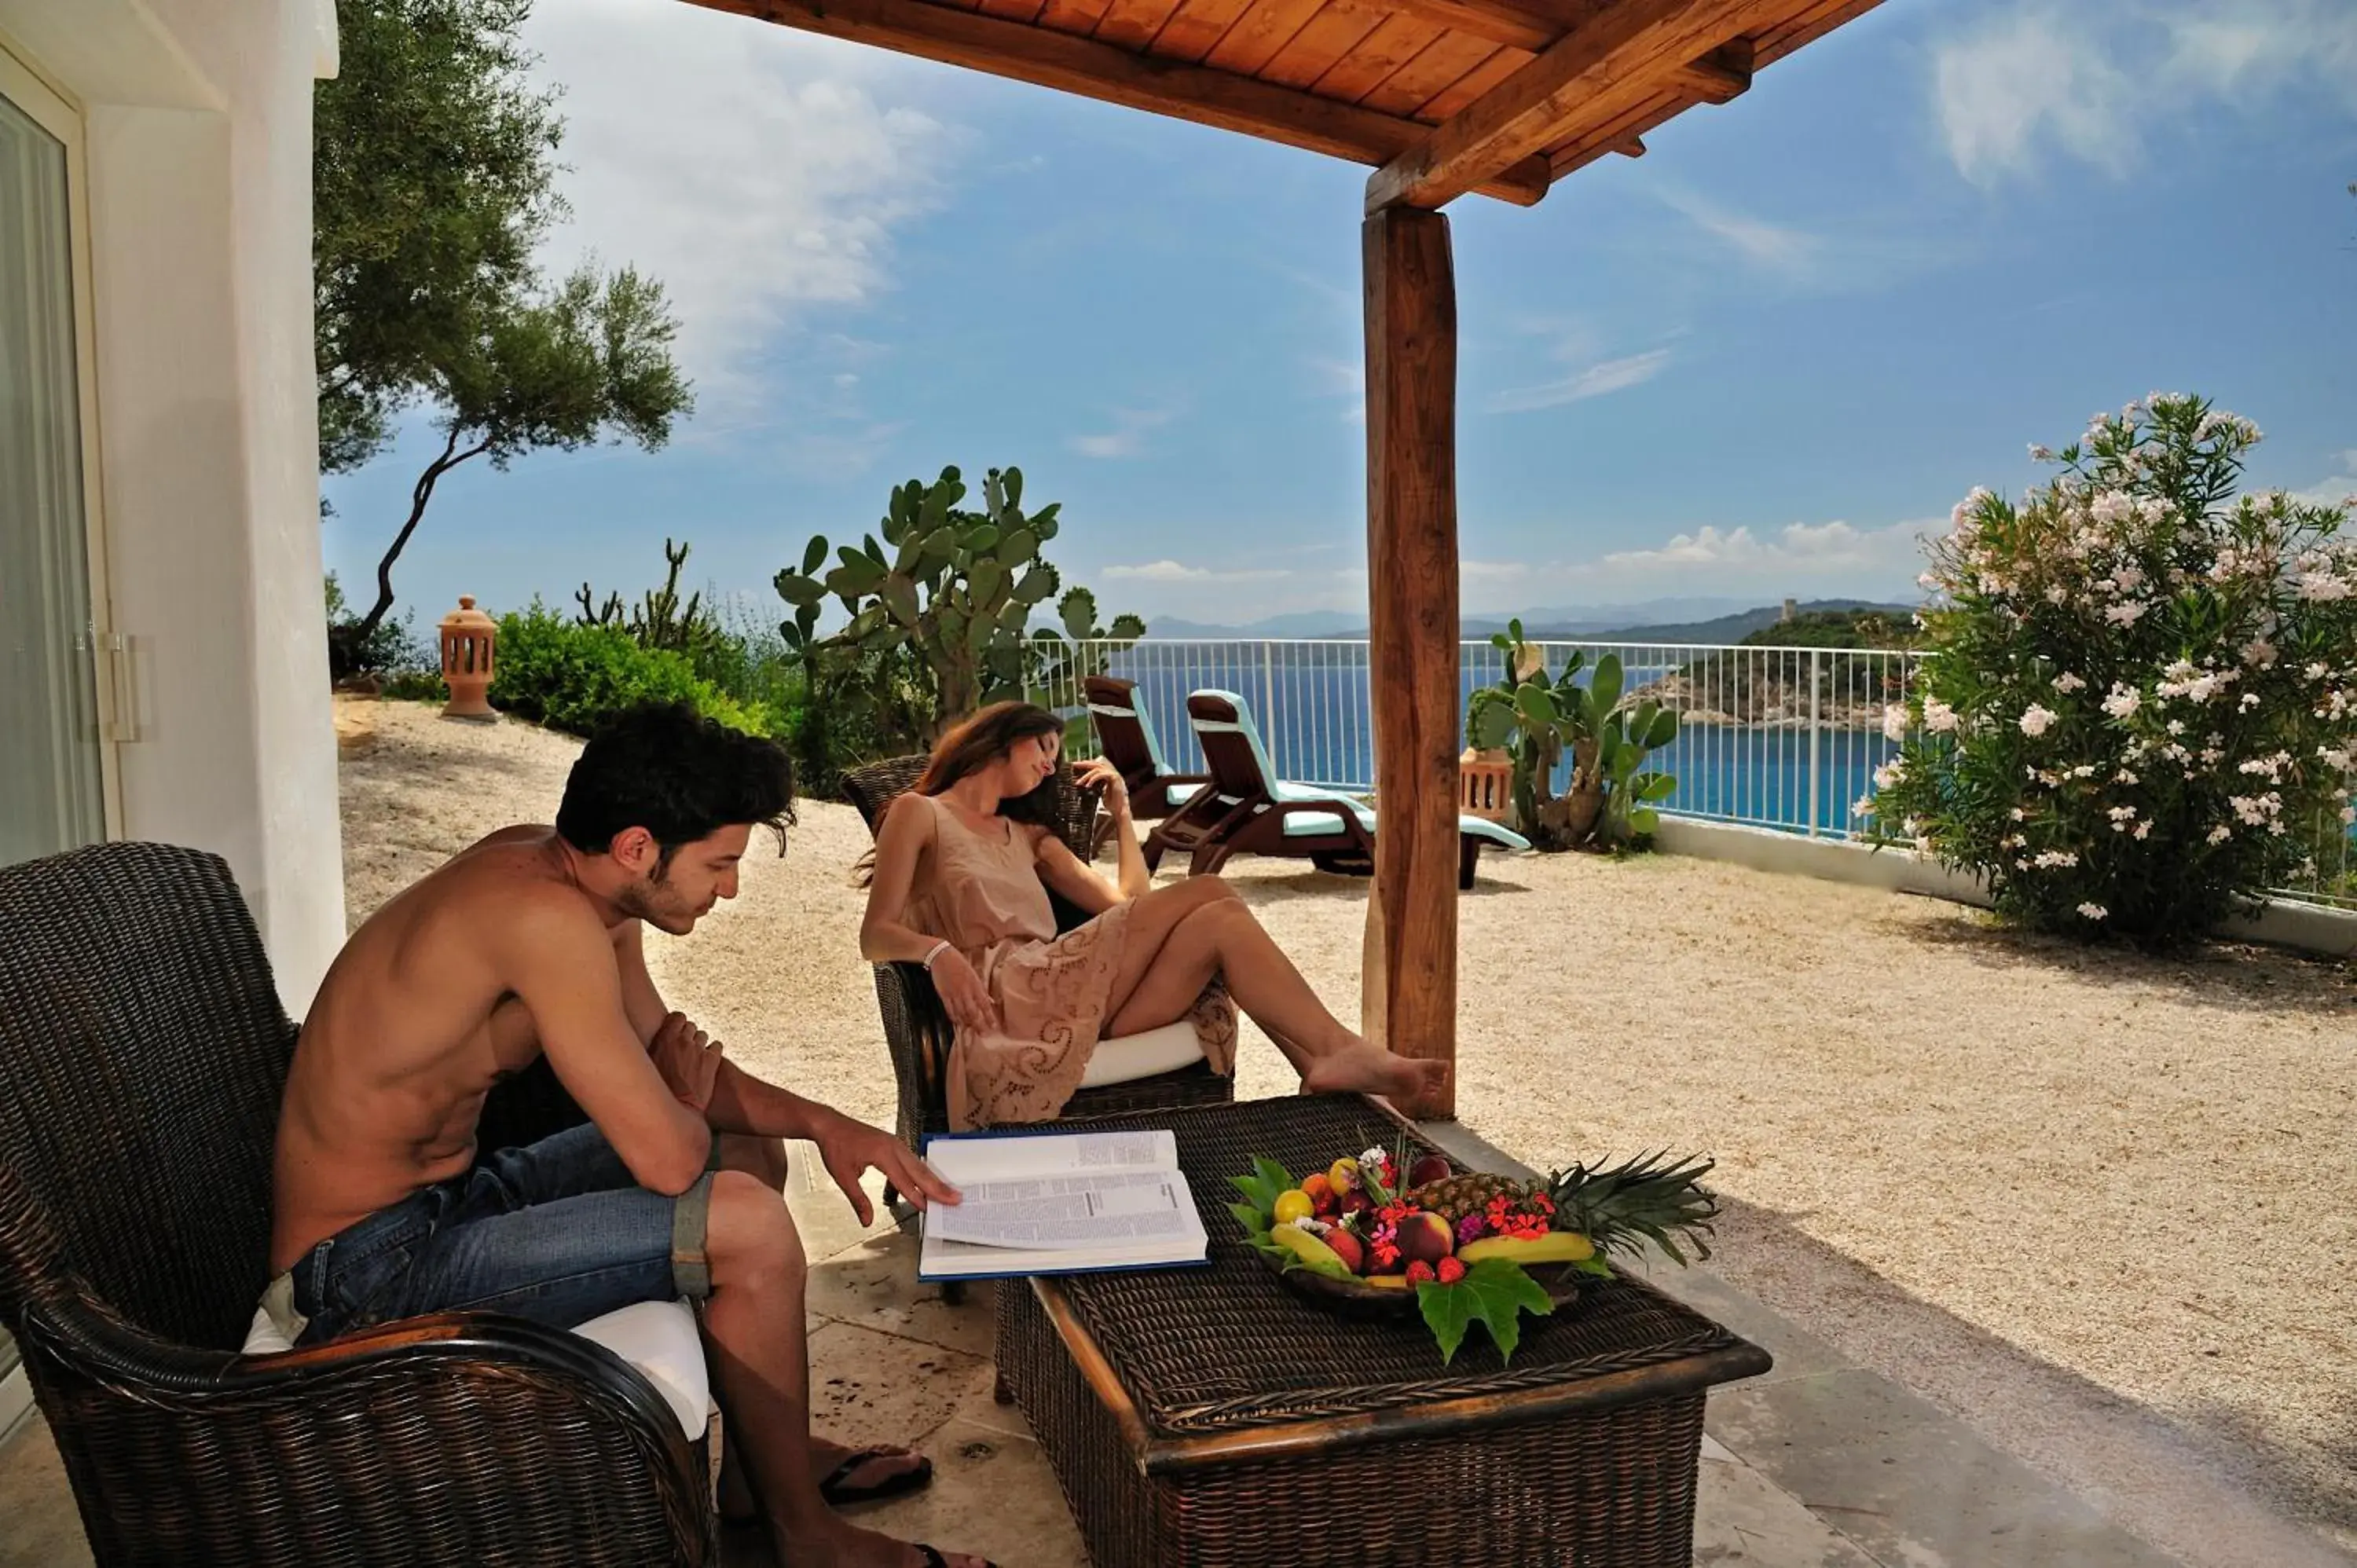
[1362,1274,1411,1289]
[1269,1222,1354,1280]
[1457,1231,1595,1266]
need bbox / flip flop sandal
[819,1447,936,1507]
[915,1548,999,1568]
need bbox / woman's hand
[1075,756,1131,819]
[928,947,1000,1034]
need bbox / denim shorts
[283,1122,716,1347]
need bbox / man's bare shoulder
[355,827,603,951]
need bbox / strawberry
[1436,1256,1467,1284]
[1405,1260,1436,1284]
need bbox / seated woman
[860,702,1449,1130]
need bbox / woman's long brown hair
[853,702,1066,886]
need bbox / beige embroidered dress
[902,793,1236,1130]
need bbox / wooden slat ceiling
[685,0,1883,210]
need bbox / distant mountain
[1146,611,1369,639]
[1582,599,1917,644]
[1147,597,1916,643]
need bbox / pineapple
[1403,1171,1527,1225]
[1545,1151,1719,1264]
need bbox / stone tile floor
[0,1140,2189,1568]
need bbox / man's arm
[613,920,670,1047]
[500,893,712,1194]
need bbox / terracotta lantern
[1459,746,1512,823]
[438,596,499,721]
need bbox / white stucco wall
[1,0,345,1012]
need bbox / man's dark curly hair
[555,702,795,873]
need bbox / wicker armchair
[838,756,1237,1167]
[0,843,713,1568]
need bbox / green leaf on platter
[1416,1258,1556,1365]
[1228,1201,1272,1236]
[1229,1171,1281,1214]
[1251,1156,1296,1197]
[1571,1255,1615,1278]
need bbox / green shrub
[1868,394,2357,945]
[325,572,438,679]
[488,603,768,738]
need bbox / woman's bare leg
[1098,878,1446,1104]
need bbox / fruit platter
[1230,1137,1719,1365]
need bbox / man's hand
[814,1111,962,1224]
[1074,756,1131,821]
[650,1011,726,1115]
[928,948,999,1035]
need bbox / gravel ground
[338,698,2357,1560]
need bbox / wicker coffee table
[994,1094,1772,1568]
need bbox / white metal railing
[1032,636,2354,907]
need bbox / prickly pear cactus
[1466,624,1679,850]
[772,465,1142,739]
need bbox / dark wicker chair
[838,756,1237,1171]
[0,842,713,1568]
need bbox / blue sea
[1074,647,1904,841]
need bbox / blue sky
[321,0,2357,635]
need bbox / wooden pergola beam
[1369,0,1759,111]
[685,0,1554,205]
[1365,0,1776,211]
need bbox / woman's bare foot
[1299,1040,1449,1103]
[776,1514,992,1568]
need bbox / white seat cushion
[241,1295,711,1440]
[1078,1018,1208,1086]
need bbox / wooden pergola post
[1359,206,1460,1121]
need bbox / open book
[916,1127,1210,1282]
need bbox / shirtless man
[267,702,991,1568]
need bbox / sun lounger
[1142,688,1530,888]
[1083,675,1211,855]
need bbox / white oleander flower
[1882,705,1909,742]
[2239,638,2276,668]
[2133,821,2152,839]
[2104,602,2147,627]
[2053,672,2087,694]
[2019,705,2058,737]
[2101,685,2142,721]
[2208,824,2233,845]
[1924,698,1959,733]
[2029,444,2053,461]
[1853,795,1876,818]
[2077,903,2108,921]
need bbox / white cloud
[1069,408,1178,459]
[1933,2,2357,186]
[1083,515,1934,624]
[1100,559,1287,583]
[1654,187,1822,276]
[521,0,957,419]
[1595,519,1930,583]
[2288,451,2357,511]
[1490,349,1673,414]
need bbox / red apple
[1406,1154,1453,1189]
[1394,1211,1454,1266]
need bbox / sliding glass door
[0,47,113,1418]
